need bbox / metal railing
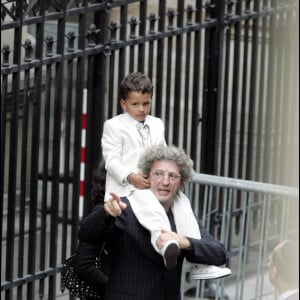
[181,173,299,300]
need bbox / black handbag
[61,243,108,299]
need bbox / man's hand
[104,192,127,217]
[127,173,150,189]
[156,229,192,250]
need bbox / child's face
[120,91,152,122]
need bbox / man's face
[149,160,183,210]
[120,91,151,122]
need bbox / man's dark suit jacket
[75,198,227,300]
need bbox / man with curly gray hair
[105,145,231,276]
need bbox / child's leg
[127,189,172,253]
[127,189,180,268]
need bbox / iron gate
[1,0,299,299]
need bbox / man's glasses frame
[150,170,181,181]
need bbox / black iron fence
[1,0,299,299]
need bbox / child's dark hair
[120,72,153,100]
[91,159,106,206]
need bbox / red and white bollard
[79,88,87,218]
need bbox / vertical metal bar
[147,37,154,80]
[239,191,252,299]
[5,1,23,299]
[154,0,166,118]
[200,0,223,174]
[172,0,184,146]
[128,15,139,73]
[214,1,226,178]
[0,67,8,290]
[228,1,242,178]
[245,1,259,181]
[60,52,75,276]
[27,7,45,300]
[138,0,147,73]
[108,50,116,118]
[0,50,11,288]
[237,4,250,181]
[235,2,253,237]
[226,188,234,263]
[262,3,277,184]
[17,63,31,300]
[255,195,271,299]
[38,59,52,300]
[234,192,248,299]
[255,0,269,183]
[48,5,67,297]
[190,0,203,167]
[219,188,229,280]
[219,21,231,177]
[164,8,175,143]
[129,43,135,73]
[278,21,291,186]
[90,9,109,214]
[206,186,214,231]
[201,185,209,226]
[118,4,128,114]
[183,12,192,151]
[147,12,159,81]
[272,8,285,185]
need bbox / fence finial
[203,0,215,21]
[1,44,11,67]
[129,16,141,39]
[87,24,100,47]
[148,12,159,34]
[186,4,196,26]
[45,35,55,57]
[23,38,34,62]
[167,8,177,30]
[107,20,121,43]
[66,31,77,52]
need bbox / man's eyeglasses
[151,170,181,181]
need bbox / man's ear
[269,264,278,280]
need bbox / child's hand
[127,173,150,189]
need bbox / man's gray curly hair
[138,145,194,183]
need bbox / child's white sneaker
[161,240,180,269]
[191,264,231,280]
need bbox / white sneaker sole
[191,268,231,280]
